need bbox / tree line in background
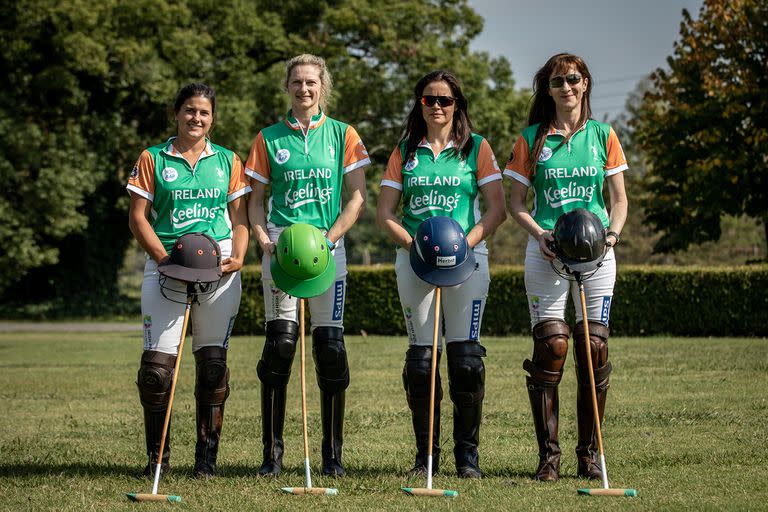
[0,0,765,314]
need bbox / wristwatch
[606,230,621,247]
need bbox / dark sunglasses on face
[548,74,583,88]
[420,95,456,107]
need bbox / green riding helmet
[270,223,337,298]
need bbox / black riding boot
[256,320,298,477]
[448,342,486,479]
[258,383,288,476]
[193,347,229,478]
[321,390,346,476]
[403,345,441,476]
[137,351,176,477]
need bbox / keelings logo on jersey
[538,147,553,162]
[436,255,457,267]
[404,157,419,171]
[543,182,596,208]
[408,190,461,215]
[284,183,334,209]
[162,167,179,182]
[275,149,291,164]
[170,203,220,228]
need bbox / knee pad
[137,351,176,411]
[195,346,230,406]
[402,345,442,405]
[312,326,349,393]
[531,319,569,373]
[257,320,298,387]
[574,320,609,369]
[446,342,486,406]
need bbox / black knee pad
[137,350,176,411]
[312,327,349,393]
[574,320,609,370]
[531,319,569,373]
[447,342,486,406]
[195,346,230,406]
[257,320,298,387]
[402,345,442,406]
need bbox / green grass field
[1,331,766,511]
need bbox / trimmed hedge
[233,264,768,337]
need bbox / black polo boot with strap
[313,327,350,476]
[403,345,442,476]
[193,346,230,478]
[256,319,298,477]
[137,350,176,478]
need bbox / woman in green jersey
[377,70,507,478]
[505,53,629,482]
[246,54,370,477]
[127,83,250,479]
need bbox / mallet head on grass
[126,492,182,502]
[401,487,458,498]
[281,487,338,496]
[578,488,637,497]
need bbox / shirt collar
[547,119,589,137]
[163,137,215,158]
[418,138,455,150]
[285,109,326,131]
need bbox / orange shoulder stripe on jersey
[503,135,532,182]
[343,126,371,173]
[605,127,628,171]
[227,154,251,201]
[476,138,502,186]
[245,131,270,183]
[381,146,404,188]
[126,150,156,200]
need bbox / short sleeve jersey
[245,110,370,231]
[126,138,251,252]
[504,119,627,229]
[381,134,501,253]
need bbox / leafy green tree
[632,0,768,254]
[0,0,527,309]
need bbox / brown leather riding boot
[576,361,611,479]
[137,351,176,477]
[524,360,563,481]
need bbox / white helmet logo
[275,149,291,164]
[162,167,178,182]
[538,147,553,162]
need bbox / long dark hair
[401,70,474,162]
[527,53,592,172]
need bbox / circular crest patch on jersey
[275,149,291,165]
[129,165,139,180]
[404,157,419,171]
[162,167,178,182]
[538,147,553,162]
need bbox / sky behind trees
[468,0,703,120]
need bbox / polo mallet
[281,298,338,496]
[402,287,458,498]
[574,274,637,498]
[127,283,196,503]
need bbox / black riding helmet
[550,208,607,277]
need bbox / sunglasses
[420,95,456,107]
[548,74,583,88]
